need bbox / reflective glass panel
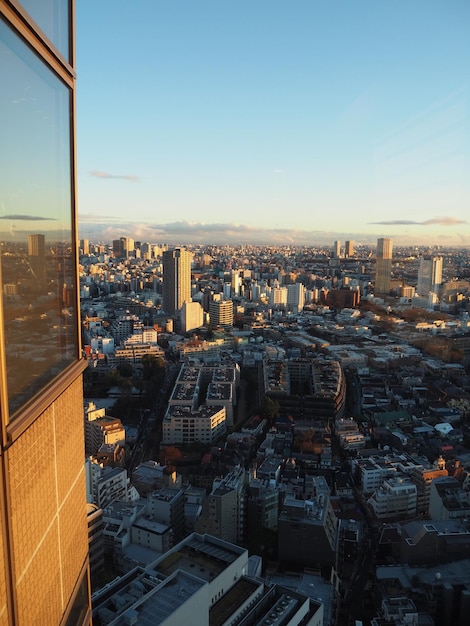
[0,17,77,419]
[20,0,70,62]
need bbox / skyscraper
[345,240,354,258]
[162,248,192,315]
[0,2,91,624]
[417,256,443,297]
[27,233,46,284]
[375,237,393,295]
[333,240,341,258]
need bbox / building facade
[0,2,91,624]
[162,247,192,315]
[417,255,443,296]
[375,237,393,295]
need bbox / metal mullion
[0,1,75,88]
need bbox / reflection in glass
[19,0,70,61]
[0,18,77,418]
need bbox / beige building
[375,237,393,295]
[209,298,234,327]
[0,2,91,624]
[162,247,192,314]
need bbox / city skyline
[75,1,470,247]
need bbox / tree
[159,446,182,465]
[264,397,280,422]
[141,354,164,381]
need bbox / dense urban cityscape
[3,2,470,624]
[75,236,470,625]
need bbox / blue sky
[76,0,470,247]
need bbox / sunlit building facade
[375,237,393,295]
[162,247,192,315]
[0,2,91,624]
[417,255,443,297]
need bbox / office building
[345,239,354,258]
[162,247,192,315]
[333,239,341,258]
[27,233,46,284]
[375,237,393,295]
[417,255,443,296]
[80,238,90,256]
[209,298,233,327]
[112,236,134,258]
[0,2,91,625]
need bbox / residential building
[367,476,418,521]
[278,475,338,568]
[270,286,288,307]
[86,461,135,509]
[131,461,182,497]
[162,247,192,314]
[209,298,234,327]
[287,282,305,313]
[147,487,186,545]
[180,300,204,332]
[375,237,393,295]
[429,476,470,520]
[202,466,246,544]
[162,405,227,445]
[0,2,91,624]
[84,402,125,455]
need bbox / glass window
[19,0,70,62]
[0,17,77,419]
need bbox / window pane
[0,17,77,418]
[20,0,70,62]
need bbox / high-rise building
[112,236,134,258]
[80,239,90,255]
[333,240,341,258]
[209,299,234,327]
[0,3,91,625]
[417,256,443,296]
[375,237,393,295]
[287,282,305,313]
[27,233,46,284]
[345,239,354,258]
[162,248,192,315]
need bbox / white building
[368,476,417,520]
[85,461,137,509]
[162,405,226,445]
[180,300,204,333]
[287,282,305,313]
[92,533,325,626]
